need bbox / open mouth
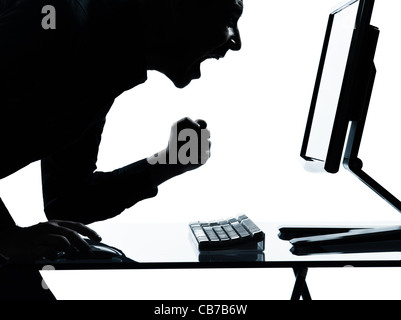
[184,52,227,84]
[200,53,225,63]
[207,54,224,60]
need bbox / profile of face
[146,0,244,88]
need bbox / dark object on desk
[59,239,124,260]
[189,215,265,251]
[290,226,401,256]
[278,226,366,241]
[45,239,135,264]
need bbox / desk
[9,222,401,300]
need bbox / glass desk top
[30,221,401,270]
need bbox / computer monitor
[301,0,401,213]
[301,0,376,174]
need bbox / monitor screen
[300,0,375,173]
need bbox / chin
[173,79,192,89]
[167,64,202,88]
[171,74,200,89]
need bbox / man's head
[142,0,243,88]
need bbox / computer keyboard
[189,215,265,251]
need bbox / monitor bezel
[300,0,375,174]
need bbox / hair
[141,0,239,44]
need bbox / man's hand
[0,220,102,261]
[147,117,211,186]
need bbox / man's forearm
[147,150,184,187]
[44,159,159,224]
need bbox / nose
[228,27,242,51]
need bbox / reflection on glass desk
[30,222,401,269]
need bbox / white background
[3,0,401,300]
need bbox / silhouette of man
[0,0,243,261]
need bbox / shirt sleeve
[41,117,158,225]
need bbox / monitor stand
[344,25,401,213]
[285,24,401,256]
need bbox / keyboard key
[241,218,264,240]
[231,221,251,239]
[203,226,220,242]
[222,224,240,240]
[228,217,238,224]
[213,226,230,241]
[209,221,219,227]
[190,224,209,244]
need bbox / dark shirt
[0,0,158,229]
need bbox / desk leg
[291,267,312,300]
[0,269,56,300]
